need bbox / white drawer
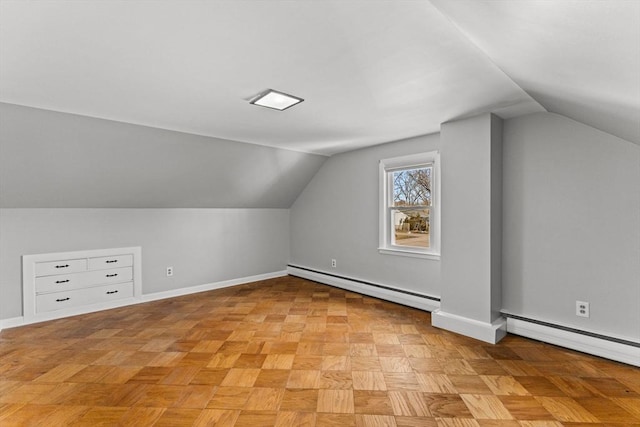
[88,254,133,271]
[84,281,134,306]
[35,266,133,294]
[91,266,133,286]
[36,290,80,312]
[35,258,87,277]
[35,271,87,294]
[36,281,134,313]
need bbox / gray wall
[2,100,638,345]
[0,208,289,319]
[0,103,326,208]
[502,112,640,341]
[290,134,441,297]
[490,114,503,322]
[0,104,312,321]
[290,111,639,344]
[439,113,502,324]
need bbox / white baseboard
[0,315,29,330]
[506,317,640,367]
[0,297,139,331]
[431,309,507,344]
[287,266,440,312]
[140,270,288,303]
[0,270,287,331]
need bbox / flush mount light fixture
[249,89,304,111]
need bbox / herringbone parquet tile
[1,276,638,426]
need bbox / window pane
[392,167,431,207]
[392,208,430,248]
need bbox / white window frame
[379,151,440,260]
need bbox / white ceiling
[0,1,637,155]
[430,0,640,146]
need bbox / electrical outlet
[331,259,337,268]
[576,301,589,318]
[166,266,173,277]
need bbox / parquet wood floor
[1,276,639,426]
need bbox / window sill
[378,248,441,260]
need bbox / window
[379,151,440,259]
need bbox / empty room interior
[1,1,639,426]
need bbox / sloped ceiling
[0,1,637,156]
[0,103,326,208]
[0,0,545,156]
[431,0,640,145]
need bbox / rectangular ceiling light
[250,89,304,111]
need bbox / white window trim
[379,151,441,260]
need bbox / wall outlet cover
[576,300,589,318]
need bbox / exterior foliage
[393,167,431,207]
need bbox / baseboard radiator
[287,265,639,367]
[286,264,440,312]
[502,311,640,367]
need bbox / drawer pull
[55,264,69,269]
[106,290,119,295]
[55,280,70,284]
[106,274,118,278]
[55,297,70,302]
[106,260,118,264]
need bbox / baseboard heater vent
[501,312,639,347]
[288,264,440,301]
[502,311,640,367]
[287,264,440,313]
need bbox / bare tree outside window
[380,151,439,258]
[391,167,431,248]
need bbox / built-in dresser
[22,247,142,323]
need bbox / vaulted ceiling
[430,0,640,147]
[1,1,638,156]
